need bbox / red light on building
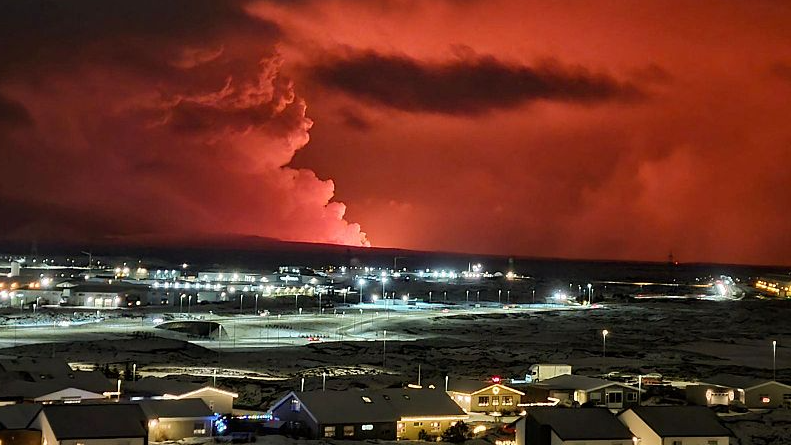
[491,376,501,383]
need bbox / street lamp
[188,295,192,314]
[180,294,185,313]
[358,279,366,304]
[466,290,469,303]
[498,289,502,304]
[381,277,387,301]
[240,294,244,313]
[255,294,259,315]
[587,283,593,304]
[383,329,387,367]
[773,340,777,381]
[602,329,609,358]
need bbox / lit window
[502,396,513,406]
[430,422,441,431]
[362,396,373,403]
[414,422,423,427]
[290,399,301,412]
[478,396,490,406]
[344,425,354,437]
[324,426,335,437]
[761,395,771,404]
[193,422,206,435]
[492,396,500,406]
[362,424,374,431]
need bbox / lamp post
[180,294,185,313]
[773,340,777,381]
[383,329,387,367]
[240,294,244,314]
[255,294,259,315]
[188,295,192,314]
[498,289,502,304]
[466,290,469,303]
[381,276,387,300]
[429,291,432,302]
[602,329,609,358]
[358,279,366,304]
[587,283,593,304]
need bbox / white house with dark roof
[269,388,467,440]
[703,374,791,409]
[126,376,238,413]
[618,406,731,445]
[139,399,215,441]
[0,358,117,405]
[31,403,148,445]
[528,374,643,409]
[516,407,635,445]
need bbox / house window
[413,422,423,427]
[324,426,336,437]
[491,396,500,405]
[606,392,623,404]
[478,396,490,406]
[430,422,441,431]
[344,425,355,437]
[362,424,374,431]
[290,399,301,412]
[784,394,791,400]
[626,392,638,402]
[707,441,718,445]
[760,395,771,404]
[502,396,513,405]
[362,396,373,403]
[193,422,206,435]
[589,392,601,400]
[672,441,682,445]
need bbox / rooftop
[624,406,732,437]
[527,407,634,441]
[138,399,214,419]
[535,374,636,391]
[41,404,148,440]
[276,388,466,424]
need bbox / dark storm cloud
[0,0,368,247]
[312,52,643,115]
[0,0,280,79]
[0,95,33,128]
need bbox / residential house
[0,404,43,445]
[685,384,737,407]
[0,358,117,405]
[618,406,731,445]
[139,399,214,442]
[31,403,148,445]
[445,378,525,413]
[515,407,635,445]
[269,388,467,440]
[125,377,238,414]
[704,374,791,409]
[527,374,643,409]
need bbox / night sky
[1,1,790,265]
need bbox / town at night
[1,1,790,444]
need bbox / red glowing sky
[1,1,790,265]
